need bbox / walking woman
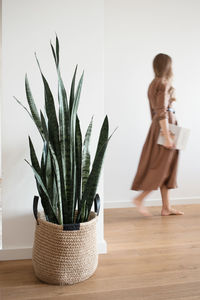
[130,53,184,217]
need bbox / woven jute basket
[32,196,99,285]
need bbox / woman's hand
[163,134,175,149]
[159,119,175,149]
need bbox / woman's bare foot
[133,197,152,217]
[161,207,184,216]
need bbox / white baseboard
[0,247,32,261]
[98,239,107,254]
[0,240,107,261]
[104,197,200,209]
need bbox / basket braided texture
[32,211,98,285]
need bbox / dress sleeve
[154,82,169,120]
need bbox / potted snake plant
[14,35,115,285]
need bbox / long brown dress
[130,77,180,191]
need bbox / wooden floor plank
[1,204,200,300]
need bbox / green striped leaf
[69,65,78,116]
[14,97,33,120]
[70,72,84,222]
[25,158,58,224]
[50,38,71,223]
[82,116,93,196]
[28,136,40,174]
[35,53,64,224]
[75,115,82,211]
[77,116,109,222]
[25,75,43,137]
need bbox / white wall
[1,0,106,258]
[104,0,200,207]
[0,0,1,179]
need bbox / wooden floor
[1,204,200,300]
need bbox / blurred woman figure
[130,53,183,217]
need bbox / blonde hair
[153,53,173,80]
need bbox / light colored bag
[157,123,190,150]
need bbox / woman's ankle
[161,205,171,211]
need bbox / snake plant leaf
[40,143,52,195]
[73,72,84,117]
[35,53,65,223]
[86,140,109,221]
[41,150,46,183]
[17,36,114,226]
[50,37,69,113]
[75,115,82,211]
[69,65,78,116]
[39,121,57,210]
[15,78,44,143]
[45,147,55,206]
[15,81,44,144]
[35,108,64,223]
[82,116,93,196]
[46,145,63,224]
[56,34,60,66]
[25,74,43,135]
[55,51,69,182]
[50,38,71,223]
[77,116,109,222]
[13,96,33,120]
[95,115,109,155]
[40,110,63,208]
[40,142,54,211]
[41,137,64,224]
[38,125,64,224]
[41,141,47,166]
[79,139,109,222]
[28,136,40,175]
[82,124,117,221]
[25,159,58,224]
[52,176,58,213]
[70,72,84,222]
[36,181,58,224]
[63,64,78,223]
[40,142,47,187]
[80,201,87,222]
[25,159,49,198]
[45,145,51,182]
[15,78,61,223]
[35,54,60,155]
[40,111,49,143]
[50,42,57,66]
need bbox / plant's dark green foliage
[82,116,93,196]
[76,116,109,222]
[75,116,82,212]
[15,35,115,224]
